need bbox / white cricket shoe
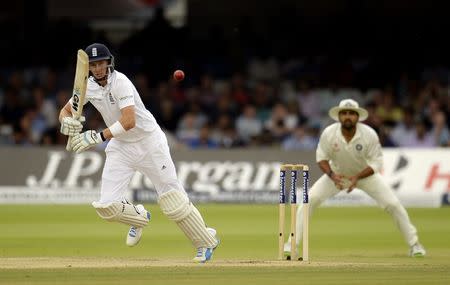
[283,241,299,260]
[192,228,220,263]
[410,242,426,257]
[283,242,291,258]
[126,204,150,247]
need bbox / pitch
[1,204,449,284]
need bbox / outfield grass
[0,204,449,284]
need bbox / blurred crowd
[0,60,448,150]
[0,8,449,150]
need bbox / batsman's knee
[158,190,192,222]
[92,201,150,228]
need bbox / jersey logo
[332,142,340,152]
[355,144,363,151]
[108,93,115,104]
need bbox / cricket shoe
[192,228,220,263]
[283,241,296,260]
[410,242,426,257]
[126,204,151,247]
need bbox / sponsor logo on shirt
[108,93,116,104]
[119,95,133,101]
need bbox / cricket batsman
[59,43,219,263]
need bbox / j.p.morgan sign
[0,147,448,206]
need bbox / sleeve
[365,130,383,173]
[316,128,331,162]
[114,78,135,109]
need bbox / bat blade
[66,49,89,151]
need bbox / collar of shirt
[336,123,361,144]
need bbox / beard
[342,119,355,130]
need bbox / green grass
[1,204,449,284]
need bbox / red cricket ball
[173,70,185,81]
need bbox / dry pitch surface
[0,257,405,269]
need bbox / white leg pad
[158,190,217,248]
[92,201,149,228]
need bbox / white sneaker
[283,242,292,259]
[192,228,220,263]
[126,204,150,247]
[126,226,143,246]
[410,242,426,257]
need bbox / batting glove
[71,130,105,153]
[60,116,85,136]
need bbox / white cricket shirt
[72,70,158,142]
[316,122,383,176]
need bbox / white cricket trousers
[99,128,185,203]
[295,173,419,247]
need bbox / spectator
[405,118,435,148]
[376,89,404,124]
[430,111,450,147]
[295,79,321,123]
[187,125,219,149]
[390,107,416,147]
[236,104,262,143]
[175,112,202,144]
[265,103,296,141]
[282,125,317,150]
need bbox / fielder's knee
[384,201,403,214]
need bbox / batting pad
[158,190,218,248]
[92,201,149,228]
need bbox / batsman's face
[89,60,108,80]
[339,110,359,129]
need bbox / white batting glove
[71,130,104,154]
[60,116,85,136]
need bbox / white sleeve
[114,79,135,109]
[316,129,331,162]
[366,131,383,173]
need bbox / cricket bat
[66,49,89,151]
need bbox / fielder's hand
[71,130,104,153]
[346,176,359,193]
[329,172,346,190]
[60,116,85,136]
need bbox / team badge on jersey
[355,144,363,151]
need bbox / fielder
[59,43,219,263]
[284,99,426,257]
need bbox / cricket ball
[173,69,185,81]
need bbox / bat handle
[66,136,72,151]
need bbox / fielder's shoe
[283,241,299,260]
[126,204,151,247]
[192,228,220,263]
[410,242,426,257]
